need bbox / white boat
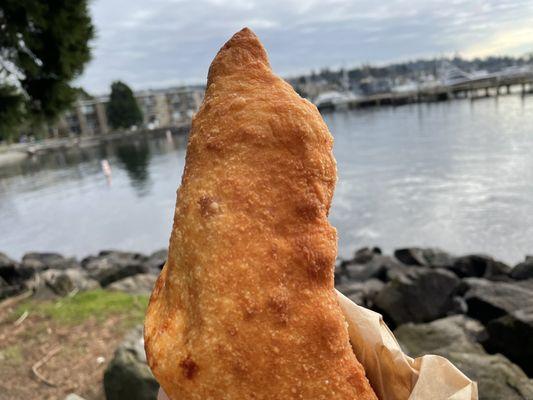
[313,91,359,109]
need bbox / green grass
[14,289,149,325]
[0,345,23,365]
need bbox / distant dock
[317,71,533,111]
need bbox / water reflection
[325,95,533,263]
[1,96,533,263]
[115,139,152,196]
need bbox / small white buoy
[101,159,112,185]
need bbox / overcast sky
[77,0,533,94]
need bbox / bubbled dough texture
[144,28,377,400]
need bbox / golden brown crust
[144,27,377,400]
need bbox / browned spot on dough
[347,370,362,385]
[306,252,332,283]
[214,343,227,356]
[160,318,170,331]
[198,195,220,217]
[227,326,237,336]
[180,356,199,379]
[297,238,333,284]
[295,197,324,221]
[232,357,249,377]
[270,243,279,260]
[267,293,289,324]
[205,135,223,151]
[317,316,344,354]
[243,304,258,320]
[229,96,246,111]
[242,297,259,320]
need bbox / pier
[317,68,533,111]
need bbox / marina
[315,65,533,111]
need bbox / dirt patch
[0,290,148,400]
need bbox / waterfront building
[54,85,204,136]
[52,96,110,137]
[165,87,204,125]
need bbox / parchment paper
[337,291,478,400]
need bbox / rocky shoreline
[1,247,532,399]
[336,247,533,399]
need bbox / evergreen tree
[0,0,94,140]
[0,86,24,140]
[106,81,143,130]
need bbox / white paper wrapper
[337,291,478,400]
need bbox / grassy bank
[0,290,149,400]
[13,289,149,324]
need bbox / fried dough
[144,28,377,400]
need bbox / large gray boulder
[21,252,78,272]
[336,279,384,307]
[104,326,158,400]
[352,247,382,264]
[511,256,533,280]
[395,315,533,400]
[145,249,167,271]
[108,273,157,295]
[0,253,28,299]
[395,315,488,353]
[485,307,533,376]
[463,278,533,323]
[394,247,455,269]
[451,255,511,280]
[0,252,19,283]
[0,282,24,300]
[343,254,403,282]
[374,268,461,326]
[30,268,100,298]
[336,248,393,283]
[82,251,149,286]
[344,255,394,282]
[515,279,533,292]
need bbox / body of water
[1,95,532,264]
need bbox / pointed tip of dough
[221,27,265,58]
[207,27,270,86]
[232,27,256,40]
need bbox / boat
[313,91,359,110]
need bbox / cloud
[464,24,533,58]
[76,0,533,93]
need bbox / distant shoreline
[0,124,190,167]
[3,90,532,167]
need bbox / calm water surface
[1,96,532,264]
